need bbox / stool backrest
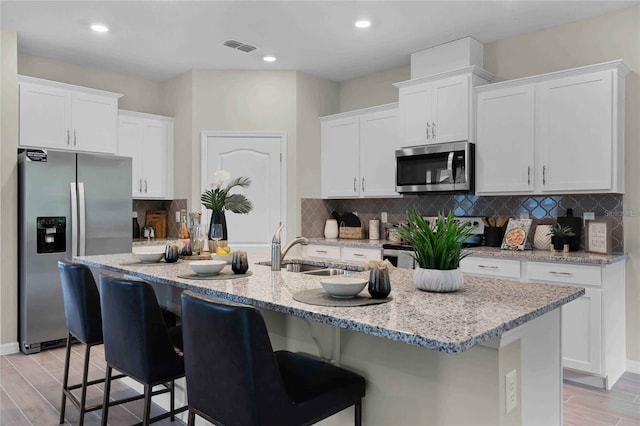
[181,291,287,425]
[99,274,183,384]
[57,259,102,344]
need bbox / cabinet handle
[66,129,70,146]
[543,165,546,185]
[353,177,357,192]
[316,250,328,254]
[362,177,366,192]
[549,271,574,277]
[478,265,499,270]
[432,121,436,139]
[139,179,142,192]
[426,122,431,139]
[73,130,77,146]
[353,253,365,257]
[527,166,531,185]
[144,180,148,192]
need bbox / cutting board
[145,210,168,238]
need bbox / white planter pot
[414,267,464,292]
[533,224,553,250]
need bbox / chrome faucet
[271,223,309,271]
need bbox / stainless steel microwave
[395,142,474,193]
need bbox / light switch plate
[584,212,595,221]
[175,211,181,222]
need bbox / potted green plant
[397,209,474,292]
[548,223,576,251]
[201,170,253,241]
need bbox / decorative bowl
[189,260,226,276]
[320,277,368,298]
[134,250,165,263]
[211,253,233,264]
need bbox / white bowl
[189,260,226,276]
[320,277,368,298]
[211,253,233,264]
[135,251,165,263]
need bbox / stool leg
[354,400,362,426]
[170,380,175,421]
[187,410,195,426]
[59,333,72,424]
[101,366,112,426]
[142,384,152,426]
[78,344,92,426]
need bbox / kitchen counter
[76,252,582,425]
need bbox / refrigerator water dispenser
[36,217,66,254]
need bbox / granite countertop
[75,253,584,355]
[307,238,628,265]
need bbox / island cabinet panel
[117,110,174,199]
[474,60,628,195]
[18,76,121,154]
[561,287,602,374]
[321,104,400,199]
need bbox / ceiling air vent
[223,40,257,53]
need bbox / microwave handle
[447,151,454,182]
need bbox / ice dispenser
[36,217,66,254]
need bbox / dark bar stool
[98,274,187,426]
[180,290,366,426]
[57,259,138,425]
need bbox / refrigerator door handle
[78,182,86,256]
[70,182,78,257]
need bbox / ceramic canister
[533,224,553,250]
[324,219,339,239]
[369,219,380,240]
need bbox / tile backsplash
[132,199,187,238]
[301,194,624,252]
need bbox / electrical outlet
[175,211,181,222]
[505,369,517,414]
[584,212,595,221]
[381,212,388,223]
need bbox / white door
[359,109,400,197]
[399,82,431,146]
[72,92,118,154]
[321,117,360,198]
[537,71,613,192]
[476,85,535,194]
[203,133,285,252]
[562,288,602,374]
[431,74,470,144]
[19,82,71,150]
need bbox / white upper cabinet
[118,110,174,199]
[475,60,629,195]
[395,67,493,147]
[19,76,121,154]
[321,104,400,199]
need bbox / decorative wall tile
[300,194,624,252]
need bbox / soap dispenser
[557,208,582,251]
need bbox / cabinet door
[141,119,167,198]
[19,83,71,150]
[562,288,602,374]
[537,71,613,192]
[117,115,144,196]
[431,75,470,144]
[321,117,360,198]
[476,85,535,194]
[359,109,400,197]
[71,92,118,154]
[399,83,431,146]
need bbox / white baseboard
[0,342,20,355]
[627,359,640,374]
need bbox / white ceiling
[2,1,637,83]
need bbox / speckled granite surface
[75,253,584,354]
[308,238,627,264]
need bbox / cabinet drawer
[460,257,521,279]
[305,244,341,260]
[341,247,382,262]
[527,262,601,287]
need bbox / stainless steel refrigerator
[18,149,132,354]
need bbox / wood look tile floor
[1,344,639,425]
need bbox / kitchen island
[76,253,584,426]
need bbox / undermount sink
[300,268,353,276]
[285,263,326,273]
[257,261,356,276]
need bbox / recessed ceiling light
[90,23,109,33]
[263,56,277,63]
[355,20,371,29]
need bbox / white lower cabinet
[462,256,626,389]
[303,244,381,263]
[118,110,174,199]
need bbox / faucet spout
[271,223,309,271]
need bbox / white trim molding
[627,359,640,374]
[0,342,20,355]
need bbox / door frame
[200,131,288,244]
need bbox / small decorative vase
[368,269,391,299]
[209,210,228,241]
[533,225,553,250]
[414,268,464,293]
[552,236,566,251]
[232,251,249,274]
[324,219,339,239]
